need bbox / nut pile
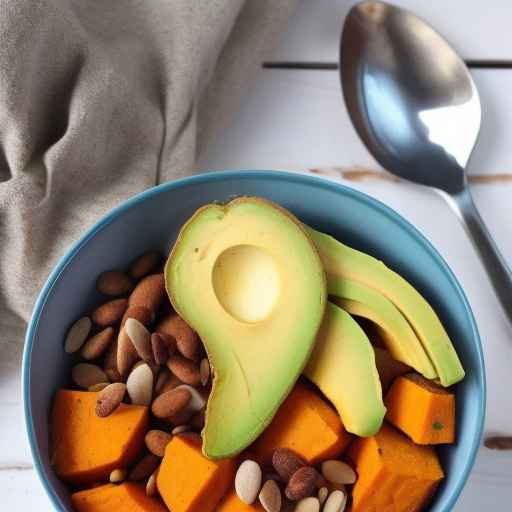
[234,448,356,512]
[63,250,211,497]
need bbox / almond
[128,454,160,481]
[64,317,91,353]
[96,382,127,417]
[117,328,140,376]
[92,298,128,327]
[191,409,205,430]
[145,430,172,457]
[167,355,200,386]
[125,318,153,362]
[318,487,328,506]
[129,273,165,313]
[259,479,281,512]
[151,333,169,365]
[285,467,319,501]
[151,387,191,420]
[200,358,210,386]
[295,497,320,512]
[103,337,118,370]
[157,314,200,360]
[97,271,133,296]
[81,327,115,360]
[154,368,171,394]
[171,425,190,435]
[72,363,109,389]
[157,373,183,395]
[272,448,307,482]
[122,305,154,327]
[88,382,110,392]
[105,368,123,383]
[129,250,162,279]
[146,467,159,496]
[174,384,206,414]
[235,460,262,504]
[323,490,346,512]
[109,468,127,483]
[126,363,153,406]
[321,460,356,485]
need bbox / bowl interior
[24,171,485,511]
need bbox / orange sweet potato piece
[157,435,236,512]
[349,423,444,512]
[51,390,148,484]
[251,380,351,465]
[385,373,455,444]
[373,347,412,391]
[71,483,167,511]
[217,490,264,512]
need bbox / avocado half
[165,197,327,459]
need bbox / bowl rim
[22,169,486,511]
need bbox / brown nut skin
[166,355,201,386]
[96,271,133,296]
[285,466,319,501]
[92,298,128,327]
[272,448,307,482]
[151,387,191,420]
[129,251,162,280]
[129,273,165,313]
[156,314,200,361]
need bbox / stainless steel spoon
[341,0,512,325]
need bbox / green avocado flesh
[304,302,385,437]
[328,277,437,379]
[166,198,327,459]
[305,227,464,386]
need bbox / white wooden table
[4,1,512,509]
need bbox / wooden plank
[198,68,512,176]
[269,0,512,63]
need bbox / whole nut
[72,363,108,389]
[125,318,153,362]
[97,271,133,296]
[157,374,183,395]
[151,333,170,365]
[129,273,165,313]
[145,430,172,457]
[126,363,153,406]
[294,497,320,512]
[272,448,307,482]
[259,479,281,512]
[154,368,171,394]
[109,468,127,483]
[88,382,110,392]
[171,425,190,435]
[105,368,123,383]
[317,487,328,506]
[151,387,191,420]
[81,327,115,360]
[174,384,206,414]
[96,383,127,417]
[235,460,262,505]
[128,454,160,481]
[321,460,357,485]
[64,316,92,354]
[285,467,319,501]
[157,314,200,361]
[200,358,210,386]
[122,306,154,327]
[167,355,201,386]
[129,250,162,279]
[117,328,140,376]
[92,298,128,327]
[323,490,347,512]
[146,468,159,496]
[102,338,118,371]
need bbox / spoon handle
[447,187,512,326]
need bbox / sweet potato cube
[217,490,264,512]
[385,373,455,444]
[71,483,167,511]
[51,390,148,484]
[251,381,351,465]
[349,423,444,512]
[157,435,236,512]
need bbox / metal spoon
[341,0,512,325]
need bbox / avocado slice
[166,198,327,459]
[328,277,437,379]
[306,227,464,386]
[304,302,385,437]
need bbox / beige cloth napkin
[0,0,297,375]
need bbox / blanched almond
[259,479,281,512]
[64,317,91,353]
[117,328,139,376]
[318,487,328,506]
[146,467,159,496]
[151,333,169,365]
[323,490,346,512]
[294,497,320,512]
[125,318,153,362]
[145,430,172,457]
[167,355,200,386]
[72,363,108,389]
[171,425,190,435]
[128,454,160,481]
[92,298,128,327]
[129,251,162,279]
[174,384,206,414]
[129,273,165,313]
[81,327,115,360]
[109,468,127,483]
[235,460,262,505]
[200,358,210,386]
[151,387,191,419]
[126,363,153,406]
[96,382,127,417]
[321,460,356,485]
[97,271,133,296]
[157,314,200,360]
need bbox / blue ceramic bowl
[23,170,485,511]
